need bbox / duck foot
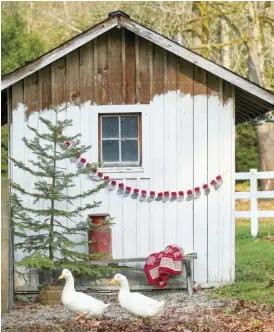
[74,313,88,321]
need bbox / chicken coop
[2,11,274,293]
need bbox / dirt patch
[2,293,274,331]
[256,236,274,243]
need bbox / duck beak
[59,273,65,280]
[109,278,117,285]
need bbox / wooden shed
[2,11,274,291]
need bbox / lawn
[208,198,274,304]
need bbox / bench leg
[185,261,193,296]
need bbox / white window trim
[89,104,150,177]
[100,114,140,167]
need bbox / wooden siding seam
[135,35,140,103]
[121,29,126,103]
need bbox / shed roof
[1,10,274,125]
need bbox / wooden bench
[89,253,197,296]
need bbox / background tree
[1,2,45,179]
[1,2,45,75]
[1,1,273,180]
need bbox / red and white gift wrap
[170,192,177,202]
[147,191,156,202]
[194,187,201,199]
[131,188,139,199]
[203,184,210,195]
[144,245,184,288]
[155,192,163,201]
[186,189,193,201]
[123,186,131,197]
[108,180,117,191]
[77,158,86,169]
[117,183,124,194]
[177,191,184,202]
[139,190,147,202]
[162,191,170,203]
[93,171,103,181]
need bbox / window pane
[121,139,138,162]
[121,116,138,138]
[102,117,119,138]
[102,140,119,162]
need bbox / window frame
[98,113,142,167]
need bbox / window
[99,114,141,167]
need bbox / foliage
[1,125,8,177]
[235,122,259,172]
[10,106,114,284]
[1,2,45,75]
[208,219,274,304]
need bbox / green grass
[207,220,274,304]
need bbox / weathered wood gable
[11,27,232,121]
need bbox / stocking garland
[58,134,225,203]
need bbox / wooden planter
[39,285,63,305]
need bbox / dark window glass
[121,116,138,138]
[121,139,138,162]
[102,117,119,138]
[102,140,119,162]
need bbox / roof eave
[119,16,274,106]
[1,16,118,90]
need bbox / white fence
[235,169,274,237]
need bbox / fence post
[250,169,258,237]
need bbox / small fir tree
[10,106,113,284]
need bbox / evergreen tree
[1,2,45,75]
[10,106,113,284]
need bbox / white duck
[109,274,165,320]
[59,269,110,323]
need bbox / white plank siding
[11,84,235,288]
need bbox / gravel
[1,290,227,331]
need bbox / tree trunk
[257,124,274,190]
[247,1,274,190]
[221,19,231,69]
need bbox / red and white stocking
[108,180,116,191]
[70,153,81,163]
[131,189,139,199]
[216,175,223,187]
[103,176,110,188]
[155,192,163,201]
[162,191,170,203]
[62,141,71,150]
[194,187,201,199]
[203,184,210,195]
[123,186,131,197]
[93,172,103,181]
[117,183,124,194]
[177,191,184,202]
[147,191,156,202]
[186,190,193,201]
[86,164,97,179]
[139,190,147,202]
[170,192,177,202]
[77,158,86,169]
[210,180,219,191]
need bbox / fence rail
[235,169,274,237]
